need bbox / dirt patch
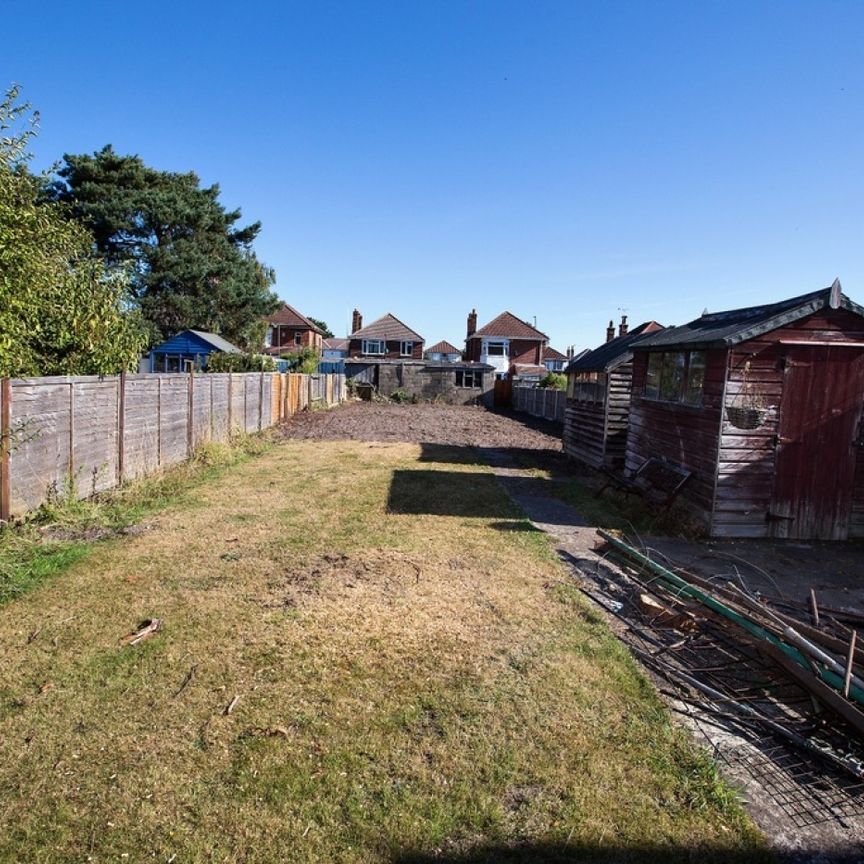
[280,401,564,451]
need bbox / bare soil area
[280,400,565,450]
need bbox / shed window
[643,351,706,405]
[400,341,414,357]
[568,371,607,405]
[362,339,385,355]
[456,370,481,388]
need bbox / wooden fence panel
[72,378,120,496]
[124,375,161,479]
[159,375,190,467]
[230,375,245,434]
[0,371,344,518]
[8,380,72,513]
[210,375,230,442]
[192,374,213,447]
[512,386,566,423]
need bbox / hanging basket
[726,404,766,430]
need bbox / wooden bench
[596,457,692,509]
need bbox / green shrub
[205,352,277,372]
[539,372,566,390]
[390,389,416,404]
[280,347,320,373]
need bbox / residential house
[263,303,325,355]
[543,347,569,372]
[626,280,864,539]
[424,340,462,362]
[564,317,664,469]
[146,330,241,372]
[464,309,548,379]
[347,310,424,360]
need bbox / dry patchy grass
[0,439,766,862]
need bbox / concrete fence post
[118,371,126,482]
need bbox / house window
[362,339,385,355]
[568,371,607,405]
[643,351,706,405]
[456,370,481,388]
[400,341,413,357]
[294,332,303,346]
[264,327,273,348]
[485,341,506,356]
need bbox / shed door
[770,346,864,539]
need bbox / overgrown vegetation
[0,86,146,376]
[539,371,567,390]
[205,351,278,372]
[280,346,320,373]
[0,438,763,861]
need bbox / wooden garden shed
[563,321,663,468]
[625,280,864,539]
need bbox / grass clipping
[0,438,766,863]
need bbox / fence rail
[512,385,566,423]
[0,371,345,519]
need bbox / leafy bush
[390,389,417,404]
[205,351,277,372]
[539,372,566,390]
[280,346,320,373]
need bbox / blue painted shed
[148,330,241,372]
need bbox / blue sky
[5,1,864,351]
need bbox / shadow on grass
[392,842,783,863]
[387,470,517,518]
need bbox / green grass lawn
[0,438,766,862]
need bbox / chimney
[619,314,628,337]
[467,308,477,337]
[566,345,574,360]
[606,320,615,342]
[352,309,362,333]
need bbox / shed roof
[426,340,461,354]
[265,303,324,333]
[566,322,665,374]
[350,313,423,343]
[153,329,241,355]
[470,311,548,341]
[633,280,863,351]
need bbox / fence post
[258,371,264,431]
[227,373,233,437]
[156,376,162,466]
[187,369,194,456]
[118,371,126,482]
[0,379,10,522]
[68,381,75,489]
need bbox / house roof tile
[350,313,423,343]
[265,303,324,333]
[544,346,568,361]
[471,311,548,341]
[323,337,350,351]
[426,340,461,354]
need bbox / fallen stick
[121,618,162,646]
[224,694,241,716]
[173,664,198,698]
